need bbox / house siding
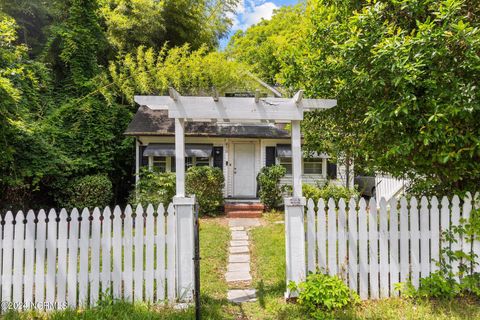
[136,135,350,198]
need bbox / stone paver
[228,218,261,227]
[230,240,248,247]
[229,254,250,263]
[226,218,258,302]
[227,262,250,272]
[226,271,252,282]
[227,289,257,303]
[231,233,248,240]
[229,246,249,254]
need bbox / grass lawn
[2,214,479,320]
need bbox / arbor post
[284,119,306,298]
[173,196,195,301]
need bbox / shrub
[186,166,224,216]
[289,272,359,317]
[316,183,359,203]
[61,174,113,209]
[258,165,287,210]
[129,168,176,207]
[303,183,322,203]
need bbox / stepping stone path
[226,221,259,303]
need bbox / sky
[220,0,299,49]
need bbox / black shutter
[327,160,337,179]
[213,146,223,170]
[140,145,148,167]
[265,146,276,167]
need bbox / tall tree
[43,0,106,94]
[284,0,480,195]
[227,4,304,86]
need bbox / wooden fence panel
[0,201,183,313]
[46,209,58,308]
[304,194,480,300]
[358,199,368,300]
[306,199,316,273]
[134,204,144,302]
[156,204,166,301]
[67,208,79,308]
[24,210,36,306]
[13,211,25,307]
[338,199,347,278]
[57,209,68,307]
[420,197,430,279]
[327,198,337,275]
[430,197,440,272]
[90,208,101,305]
[347,198,358,292]
[317,199,327,272]
[2,211,14,310]
[124,205,134,302]
[34,210,47,305]
[378,198,389,298]
[389,198,399,297]
[145,204,155,302]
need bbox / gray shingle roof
[125,106,291,138]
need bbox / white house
[125,100,351,200]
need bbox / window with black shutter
[265,146,276,167]
[213,146,223,170]
[327,160,337,179]
[140,145,148,167]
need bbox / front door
[233,143,256,197]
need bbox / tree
[98,0,166,53]
[109,44,262,101]
[0,15,60,207]
[227,4,304,86]
[284,0,480,195]
[43,0,106,94]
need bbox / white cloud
[242,2,278,27]
[233,1,279,31]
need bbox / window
[304,158,323,174]
[278,157,292,174]
[195,157,210,167]
[152,156,167,172]
[171,156,210,171]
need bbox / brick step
[225,203,264,212]
[226,210,263,218]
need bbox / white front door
[233,143,256,197]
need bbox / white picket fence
[305,194,480,299]
[374,175,407,202]
[0,203,183,312]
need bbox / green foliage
[303,183,359,204]
[59,174,113,209]
[131,166,224,216]
[289,272,359,317]
[258,165,287,210]
[43,0,106,93]
[98,0,166,53]
[285,0,480,196]
[227,4,305,86]
[109,44,262,102]
[397,201,480,300]
[186,166,224,216]
[129,168,176,207]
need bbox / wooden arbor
[135,88,337,298]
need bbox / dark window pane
[327,161,337,179]
[213,146,223,169]
[266,146,276,167]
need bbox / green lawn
[3,215,479,320]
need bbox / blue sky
[220,0,300,49]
